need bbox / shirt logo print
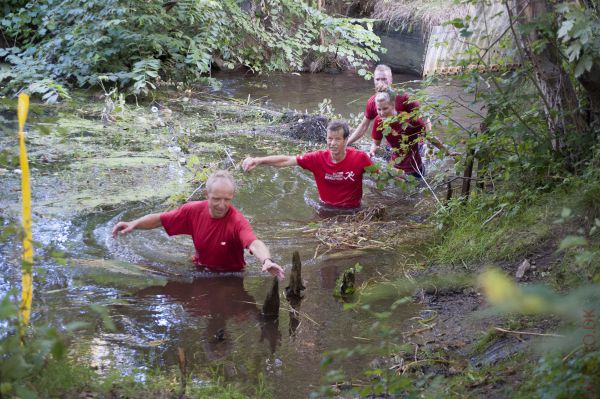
[325,171,356,182]
[220,241,227,246]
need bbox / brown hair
[327,120,350,138]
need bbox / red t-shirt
[159,201,257,271]
[372,116,424,174]
[296,147,373,208]
[365,93,421,120]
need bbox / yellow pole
[17,92,33,332]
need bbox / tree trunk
[512,0,590,171]
[579,63,600,132]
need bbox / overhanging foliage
[0,0,382,101]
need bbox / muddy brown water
[0,72,472,398]
[211,70,420,117]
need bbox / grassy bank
[414,171,600,397]
[429,177,600,288]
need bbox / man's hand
[262,259,284,281]
[369,144,379,158]
[242,157,258,172]
[375,82,389,92]
[111,221,135,238]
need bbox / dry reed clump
[371,0,470,33]
[308,204,429,257]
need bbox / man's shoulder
[299,149,327,160]
[179,200,208,213]
[366,95,376,107]
[184,200,208,208]
[227,206,252,227]
[395,92,418,108]
[346,147,371,161]
[396,92,411,101]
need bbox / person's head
[205,170,236,219]
[326,120,349,160]
[375,91,396,118]
[373,64,393,90]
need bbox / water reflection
[136,276,280,358]
[212,70,421,117]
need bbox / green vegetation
[0,0,381,101]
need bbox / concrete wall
[374,23,427,76]
[373,2,515,77]
[423,2,515,76]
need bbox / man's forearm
[348,117,371,145]
[132,213,163,230]
[248,240,271,264]
[254,155,297,167]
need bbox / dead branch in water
[307,204,428,252]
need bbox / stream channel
[0,71,475,397]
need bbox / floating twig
[494,327,564,338]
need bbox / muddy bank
[389,241,568,397]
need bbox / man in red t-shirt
[242,120,373,209]
[370,91,424,176]
[347,64,425,146]
[111,170,284,279]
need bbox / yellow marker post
[17,92,33,333]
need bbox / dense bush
[0,0,381,101]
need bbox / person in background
[370,91,424,178]
[347,64,426,146]
[348,64,452,162]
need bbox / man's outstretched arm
[347,116,372,145]
[248,239,284,281]
[242,155,297,172]
[112,213,163,238]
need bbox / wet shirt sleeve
[160,203,193,236]
[236,215,257,249]
[396,93,420,114]
[296,151,318,171]
[364,96,377,120]
[371,116,384,140]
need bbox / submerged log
[288,297,302,336]
[259,318,281,353]
[285,251,306,299]
[261,277,280,319]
